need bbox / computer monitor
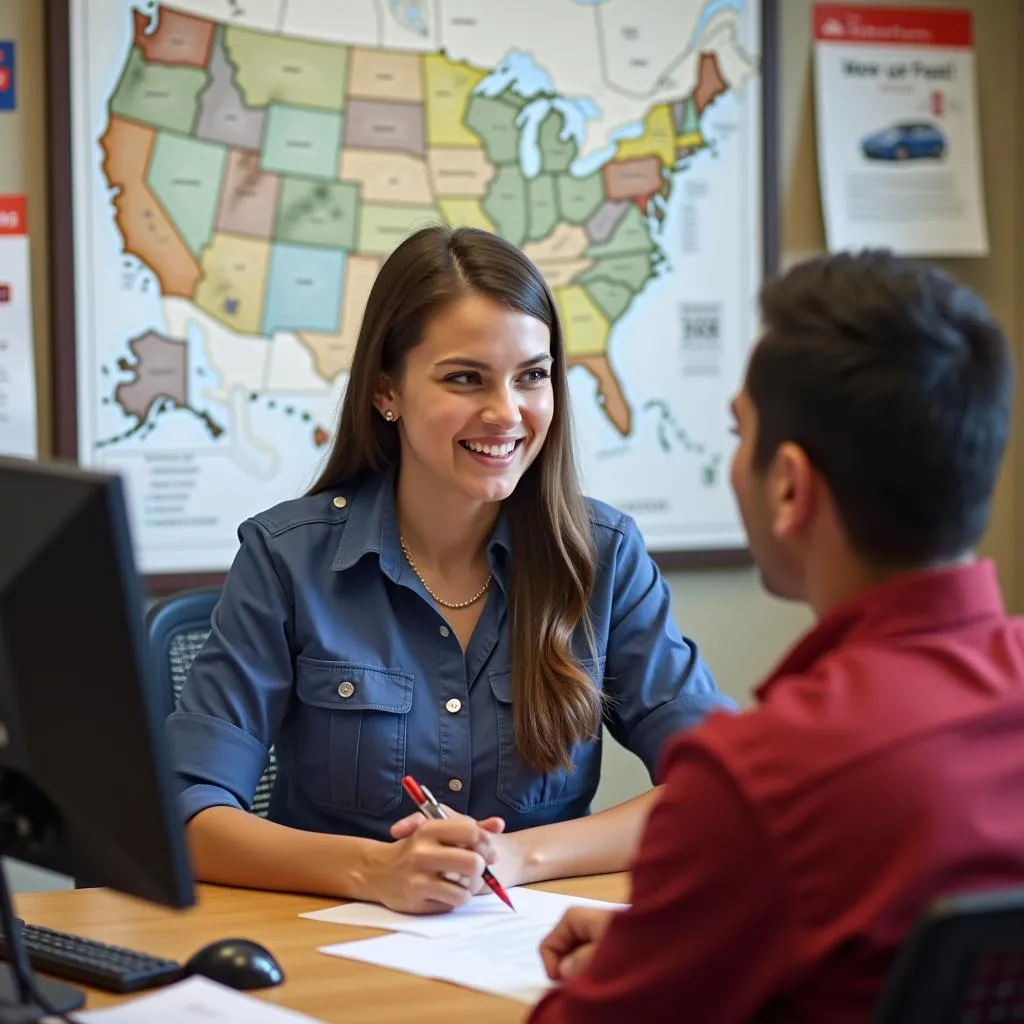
[0,456,194,1014]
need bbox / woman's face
[377,295,555,507]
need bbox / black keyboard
[0,921,183,993]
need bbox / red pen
[401,774,515,911]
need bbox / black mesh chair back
[874,886,1024,1023]
[146,587,278,818]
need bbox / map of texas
[101,4,730,441]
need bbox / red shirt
[530,561,1024,1024]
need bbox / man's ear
[768,442,816,541]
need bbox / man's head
[730,250,1014,604]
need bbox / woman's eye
[522,368,551,384]
[445,372,479,385]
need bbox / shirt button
[337,681,355,698]
[333,496,347,509]
[448,778,463,793]
[445,698,462,714]
[439,625,450,638]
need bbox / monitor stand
[0,785,84,1022]
[0,969,83,1024]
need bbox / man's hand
[539,907,617,982]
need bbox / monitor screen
[0,457,193,910]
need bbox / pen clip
[419,785,446,819]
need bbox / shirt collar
[486,512,512,592]
[330,470,405,583]
[757,559,1006,700]
[330,469,514,590]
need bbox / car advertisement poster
[813,4,988,256]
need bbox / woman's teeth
[462,440,518,457]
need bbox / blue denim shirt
[167,472,734,841]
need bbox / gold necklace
[400,535,493,610]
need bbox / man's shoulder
[657,648,881,802]
[661,703,782,782]
[668,620,1024,801]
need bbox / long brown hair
[308,225,599,772]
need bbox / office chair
[874,886,1024,1023]
[145,586,278,818]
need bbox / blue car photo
[860,122,947,161]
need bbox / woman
[168,225,733,914]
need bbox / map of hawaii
[101,3,733,445]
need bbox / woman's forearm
[505,787,663,885]
[187,805,384,899]
[188,787,664,900]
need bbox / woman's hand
[390,806,527,891]
[362,815,504,914]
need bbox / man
[529,250,1024,1023]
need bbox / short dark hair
[747,250,1014,566]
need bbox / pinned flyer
[0,195,37,458]
[813,5,988,256]
[0,42,14,112]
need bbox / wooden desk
[14,875,628,1022]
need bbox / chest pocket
[488,661,605,813]
[293,657,414,815]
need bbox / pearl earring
[384,409,395,422]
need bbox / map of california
[100,1,738,446]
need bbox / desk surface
[14,875,628,1022]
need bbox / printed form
[313,887,627,1004]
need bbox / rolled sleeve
[602,515,736,778]
[169,712,269,821]
[166,518,295,819]
[177,782,244,823]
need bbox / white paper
[318,891,628,1004]
[320,923,551,1005]
[0,196,37,458]
[300,886,623,939]
[813,5,988,256]
[72,976,326,1023]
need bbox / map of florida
[101,5,729,438]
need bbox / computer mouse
[183,937,285,990]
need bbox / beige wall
[0,2,1020,820]
[1017,0,1024,631]
[0,1,61,894]
[0,1,50,457]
